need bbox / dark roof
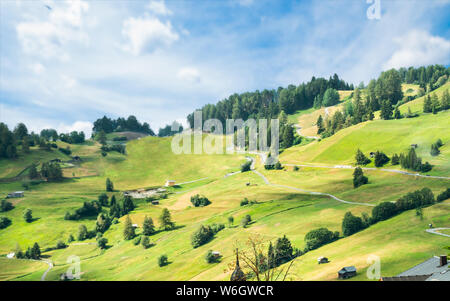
[395,256,450,281]
[382,275,432,281]
[339,266,356,274]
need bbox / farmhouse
[151,200,160,205]
[338,266,357,279]
[6,191,24,198]
[165,180,176,187]
[382,255,449,281]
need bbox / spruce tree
[23,208,33,223]
[29,164,39,179]
[355,149,370,165]
[380,100,393,120]
[123,215,135,240]
[106,178,114,192]
[441,89,450,110]
[423,95,432,113]
[142,215,155,236]
[159,208,174,230]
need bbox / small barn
[369,152,375,158]
[7,191,24,198]
[72,156,82,162]
[338,266,357,279]
[318,257,329,264]
[151,200,160,205]
[212,251,221,258]
[411,144,418,149]
[165,180,176,187]
[132,224,139,228]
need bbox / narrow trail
[283,163,450,180]
[247,156,374,207]
[425,228,450,238]
[40,259,53,281]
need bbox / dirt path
[40,259,53,281]
[282,163,450,180]
[248,157,374,207]
[425,228,450,238]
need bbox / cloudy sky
[1,0,449,137]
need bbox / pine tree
[106,178,114,192]
[394,107,402,119]
[97,130,107,146]
[122,196,135,214]
[430,144,440,156]
[159,208,174,230]
[431,93,439,114]
[31,242,41,259]
[441,89,450,110]
[29,164,39,179]
[355,149,370,165]
[423,95,432,113]
[281,125,294,149]
[23,208,33,223]
[110,195,117,206]
[380,100,393,120]
[142,215,155,236]
[123,215,135,240]
[317,115,325,134]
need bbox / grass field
[1,85,449,281]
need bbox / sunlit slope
[104,135,246,189]
[399,82,450,114]
[281,110,450,176]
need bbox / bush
[437,188,450,203]
[158,255,168,267]
[113,136,127,142]
[191,225,214,248]
[372,202,398,223]
[133,236,142,246]
[67,234,75,243]
[374,151,390,167]
[58,147,72,155]
[97,237,108,249]
[342,212,365,237]
[141,236,151,249]
[304,228,339,251]
[0,216,12,229]
[190,194,211,207]
[23,208,33,223]
[240,198,249,206]
[355,149,371,165]
[395,188,435,211]
[391,154,400,165]
[0,199,13,212]
[241,214,252,228]
[205,250,221,263]
[293,166,300,171]
[210,223,225,234]
[353,167,368,188]
[56,240,67,249]
[241,160,252,172]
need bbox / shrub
[77,225,88,241]
[0,199,13,212]
[67,234,75,243]
[241,214,252,228]
[106,178,114,192]
[228,216,234,225]
[158,255,168,267]
[374,151,390,167]
[395,188,435,211]
[342,212,365,237]
[437,188,450,203]
[56,240,67,249]
[205,250,221,263]
[191,225,214,248]
[353,167,368,188]
[141,236,151,249]
[133,236,142,246]
[190,194,211,207]
[372,202,398,223]
[355,149,371,165]
[97,237,108,249]
[23,208,33,223]
[391,154,400,165]
[293,166,300,171]
[305,228,340,251]
[0,216,12,229]
[240,198,249,206]
[210,223,225,234]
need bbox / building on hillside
[338,266,357,279]
[381,255,449,281]
[230,249,246,281]
[370,152,375,158]
[72,156,82,162]
[151,200,159,205]
[318,257,329,264]
[6,191,24,198]
[132,224,139,228]
[165,180,176,187]
[411,144,418,148]
[212,251,221,258]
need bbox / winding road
[426,228,450,238]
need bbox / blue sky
[1,0,449,137]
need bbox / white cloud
[122,16,178,55]
[147,0,172,16]
[57,121,93,137]
[237,0,254,7]
[16,0,89,60]
[29,63,45,74]
[383,30,450,70]
[177,67,201,83]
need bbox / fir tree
[123,215,135,240]
[142,215,155,236]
